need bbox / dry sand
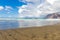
[0,24,60,40]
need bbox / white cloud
[0,6,16,17]
[52,0,60,10]
[0,6,4,10]
[47,0,56,4]
[4,6,14,15]
[5,6,13,11]
[18,0,43,18]
[18,5,28,13]
[18,0,60,18]
[19,0,40,4]
[0,6,13,11]
[0,6,19,18]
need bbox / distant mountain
[45,13,60,19]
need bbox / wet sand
[0,24,60,40]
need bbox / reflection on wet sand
[20,19,60,28]
[0,19,60,30]
[0,20,19,30]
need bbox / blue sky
[0,0,27,18]
[0,0,45,18]
[0,0,26,8]
[0,0,59,19]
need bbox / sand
[0,24,60,40]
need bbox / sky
[0,0,25,7]
[19,0,60,18]
[0,0,26,18]
[0,0,60,19]
[19,0,45,18]
[0,0,45,18]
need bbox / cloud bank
[18,0,60,18]
[18,0,44,18]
